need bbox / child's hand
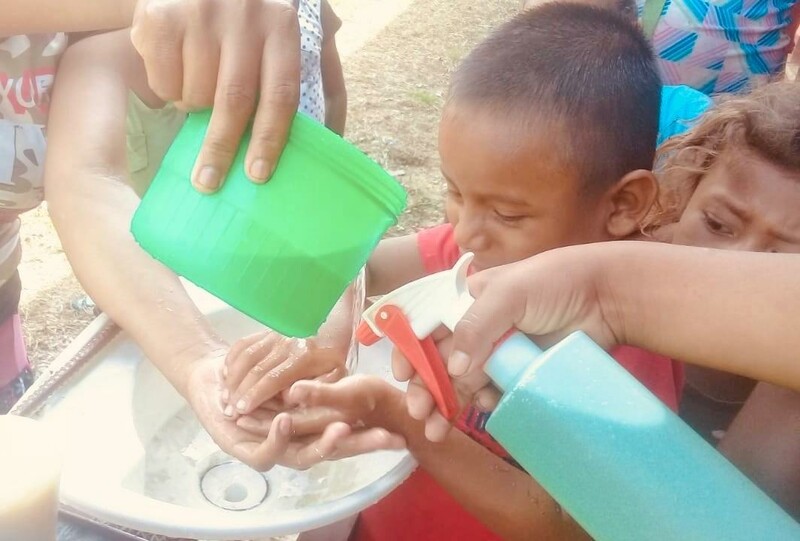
[222,330,348,418]
[231,376,407,471]
[287,375,408,430]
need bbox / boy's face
[672,148,800,253]
[438,104,611,271]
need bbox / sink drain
[200,461,269,511]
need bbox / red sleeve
[416,224,461,274]
[611,345,684,412]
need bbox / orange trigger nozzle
[372,304,459,421]
[357,321,381,346]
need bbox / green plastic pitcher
[131,111,407,337]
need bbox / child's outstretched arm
[320,0,347,135]
[281,376,592,541]
[718,383,800,518]
[400,407,591,540]
[364,234,429,296]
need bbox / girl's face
[672,147,800,253]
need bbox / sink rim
[62,449,416,539]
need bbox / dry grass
[341,0,516,234]
[19,204,95,371]
[19,0,517,372]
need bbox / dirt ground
[20,0,517,371]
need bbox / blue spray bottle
[357,253,800,541]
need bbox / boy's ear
[604,169,658,238]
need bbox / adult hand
[131,0,301,192]
[394,245,623,440]
[222,330,348,418]
[183,351,291,468]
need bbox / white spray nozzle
[359,253,475,341]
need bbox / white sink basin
[31,284,415,540]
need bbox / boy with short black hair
[224,5,679,540]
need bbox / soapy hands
[185,351,299,469]
[209,328,449,460]
[185,352,343,471]
[186,348,405,471]
[221,329,348,418]
[393,246,621,441]
[131,0,301,192]
[285,376,408,461]
[232,376,408,470]
[216,330,407,471]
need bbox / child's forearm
[378,393,590,540]
[315,283,357,351]
[412,431,589,540]
[321,36,347,136]
[0,0,136,34]
[324,92,347,136]
[45,31,223,397]
[717,383,800,518]
[364,235,428,297]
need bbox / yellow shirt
[126,92,186,197]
